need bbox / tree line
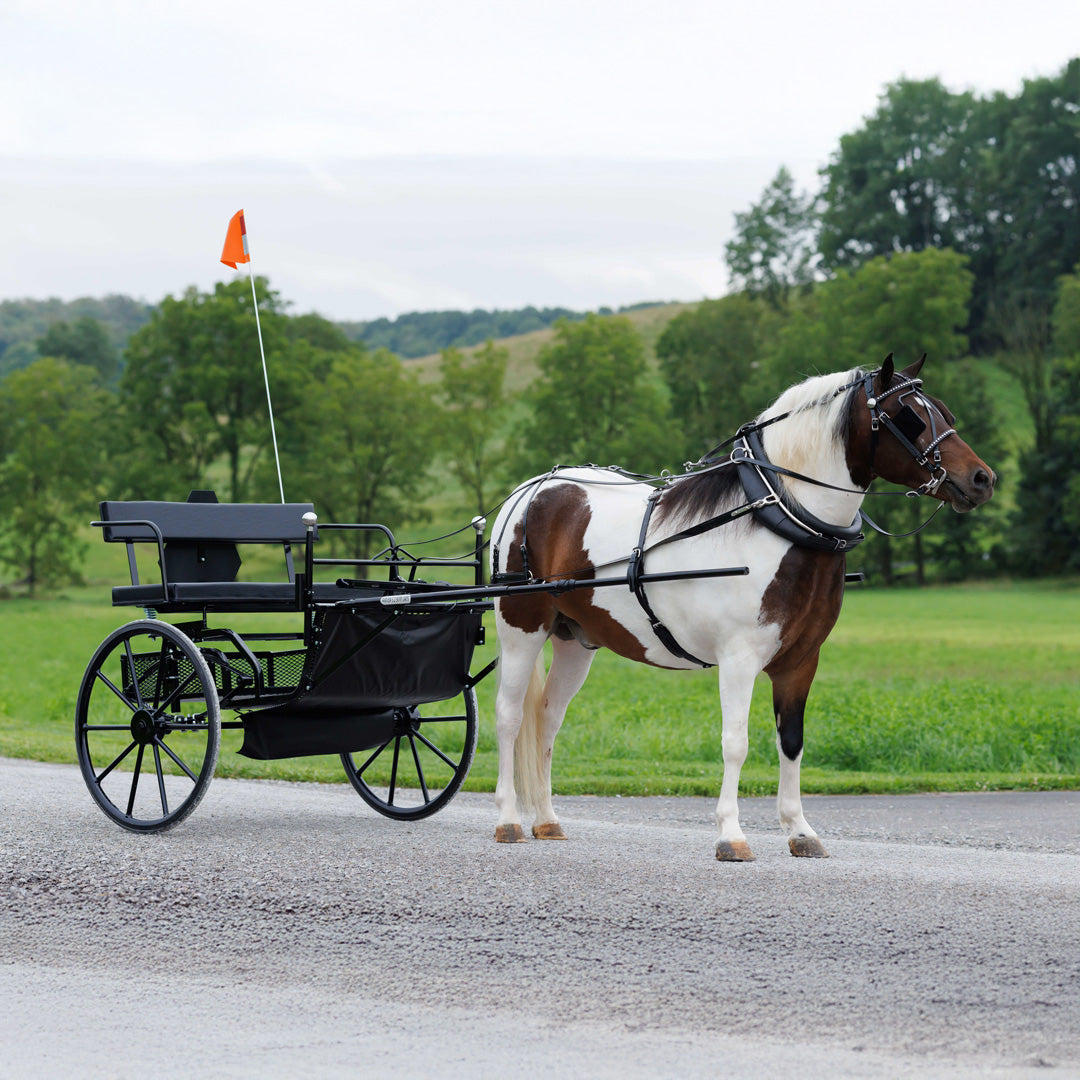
[0,297,612,376]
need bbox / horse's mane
[657,368,864,529]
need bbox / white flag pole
[246,249,285,504]
[222,209,285,503]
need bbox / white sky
[2,0,1079,320]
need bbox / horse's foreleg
[714,660,758,862]
[771,654,829,858]
[528,636,595,839]
[493,625,547,843]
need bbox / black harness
[493,366,959,668]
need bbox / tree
[776,248,973,374]
[0,358,110,594]
[990,60,1080,309]
[817,63,1080,348]
[119,278,289,501]
[985,293,1053,452]
[819,78,975,271]
[1008,266,1080,574]
[37,317,118,380]
[656,293,784,457]
[519,314,673,475]
[285,312,355,352]
[284,348,436,558]
[724,166,820,308]
[437,341,510,515]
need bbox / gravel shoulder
[2,757,1078,1078]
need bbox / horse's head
[849,354,995,512]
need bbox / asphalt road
[2,756,1078,1079]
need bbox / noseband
[858,370,957,497]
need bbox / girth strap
[627,491,714,669]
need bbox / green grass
[2,579,1078,797]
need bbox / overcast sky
[2,0,1079,321]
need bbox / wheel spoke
[356,738,394,777]
[154,736,199,783]
[152,742,169,816]
[94,668,140,713]
[123,638,145,709]
[407,734,431,803]
[414,728,459,771]
[96,739,137,784]
[388,737,401,805]
[126,744,145,817]
[414,714,467,724]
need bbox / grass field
[2,577,1077,798]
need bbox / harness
[493,364,959,668]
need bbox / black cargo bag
[239,605,482,760]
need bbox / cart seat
[111,580,383,613]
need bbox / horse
[488,354,995,860]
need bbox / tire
[75,620,221,832]
[340,686,478,821]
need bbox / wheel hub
[393,706,421,735]
[130,709,157,745]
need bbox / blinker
[891,404,926,443]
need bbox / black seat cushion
[112,581,376,613]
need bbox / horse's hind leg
[771,655,829,858]
[493,620,546,843]
[528,635,595,839]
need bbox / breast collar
[732,427,866,553]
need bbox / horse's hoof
[495,823,528,843]
[531,822,567,840]
[715,839,756,862]
[789,835,829,858]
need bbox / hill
[0,295,154,377]
[403,301,694,391]
[338,300,681,360]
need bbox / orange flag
[220,209,250,268]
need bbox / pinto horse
[489,355,995,859]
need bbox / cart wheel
[76,620,221,832]
[340,686,478,820]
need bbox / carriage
[75,494,502,831]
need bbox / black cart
[77,493,493,832]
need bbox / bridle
[855,368,958,498]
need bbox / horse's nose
[972,467,994,495]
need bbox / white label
[379,593,413,606]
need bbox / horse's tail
[514,649,547,814]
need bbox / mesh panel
[123,647,308,700]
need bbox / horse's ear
[902,353,927,380]
[874,353,895,395]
